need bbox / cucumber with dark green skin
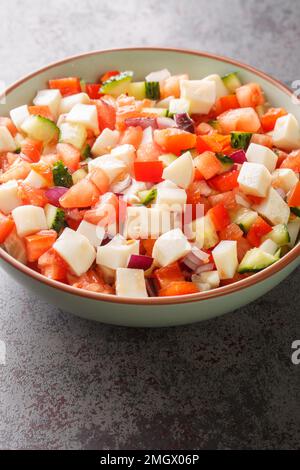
[291,207,300,217]
[145,82,160,100]
[263,223,290,246]
[216,153,234,172]
[238,247,280,273]
[138,188,157,206]
[231,131,253,150]
[222,72,242,92]
[45,204,66,233]
[52,160,73,188]
[100,71,133,96]
[81,143,91,160]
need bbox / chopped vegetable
[52,160,73,188]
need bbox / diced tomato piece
[159,281,198,296]
[186,181,211,219]
[38,248,68,281]
[280,153,300,172]
[59,178,100,208]
[120,126,143,149]
[194,151,222,180]
[217,107,261,133]
[219,222,244,241]
[25,229,57,262]
[161,74,188,99]
[134,161,163,182]
[208,203,231,231]
[153,128,196,155]
[136,141,161,162]
[246,195,265,205]
[56,143,80,172]
[48,77,81,96]
[260,107,287,132]
[18,183,48,207]
[65,208,85,230]
[196,134,231,154]
[0,160,31,183]
[236,83,265,108]
[86,83,101,99]
[274,150,288,168]
[31,160,53,186]
[208,189,238,211]
[236,237,252,262]
[94,98,116,131]
[88,167,110,194]
[0,117,18,137]
[215,94,240,116]
[220,272,251,286]
[28,105,53,121]
[100,70,120,83]
[247,216,272,247]
[154,262,185,289]
[287,181,300,207]
[67,268,115,294]
[196,122,216,136]
[208,169,239,192]
[0,213,14,243]
[194,168,204,181]
[250,133,273,148]
[141,238,156,257]
[196,135,214,153]
[21,138,43,163]
[84,192,119,226]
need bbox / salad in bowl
[0,64,299,300]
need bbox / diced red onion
[110,174,132,194]
[145,278,157,297]
[127,254,153,271]
[45,186,69,206]
[125,117,158,129]
[190,245,210,261]
[182,247,209,271]
[156,117,177,129]
[275,187,286,199]
[174,113,195,133]
[231,150,247,164]
[195,263,214,274]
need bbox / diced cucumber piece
[222,72,242,93]
[259,239,278,255]
[238,247,280,273]
[158,153,178,167]
[216,153,234,172]
[138,188,157,206]
[59,122,87,149]
[128,82,146,100]
[193,215,219,249]
[142,107,168,117]
[100,71,133,97]
[145,82,160,100]
[233,208,258,233]
[81,143,91,160]
[263,223,290,246]
[21,115,59,143]
[168,98,190,116]
[208,119,222,132]
[287,218,300,247]
[231,131,253,150]
[52,160,73,188]
[44,203,65,233]
[291,207,300,217]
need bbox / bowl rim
[0,46,299,306]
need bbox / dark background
[0,0,299,450]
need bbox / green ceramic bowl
[1,47,299,327]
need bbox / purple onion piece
[125,117,158,129]
[127,254,154,271]
[145,278,157,297]
[174,113,195,133]
[230,149,247,164]
[195,263,215,274]
[45,186,69,207]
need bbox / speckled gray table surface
[0,0,300,450]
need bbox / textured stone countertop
[0,0,299,450]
